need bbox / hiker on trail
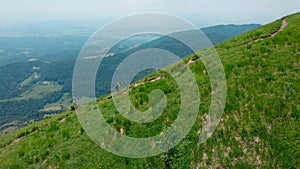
[115,81,121,92]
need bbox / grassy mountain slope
[0,24,260,135]
[0,13,299,168]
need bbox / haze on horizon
[0,0,299,27]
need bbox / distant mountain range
[0,23,260,66]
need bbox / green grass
[18,72,39,89]
[0,83,63,102]
[0,12,299,168]
[39,93,72,112]
[18,83,62,100]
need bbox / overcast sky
[1,0,299,27]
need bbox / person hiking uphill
[115,81,121,92]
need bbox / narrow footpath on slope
[247,18,288,44]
